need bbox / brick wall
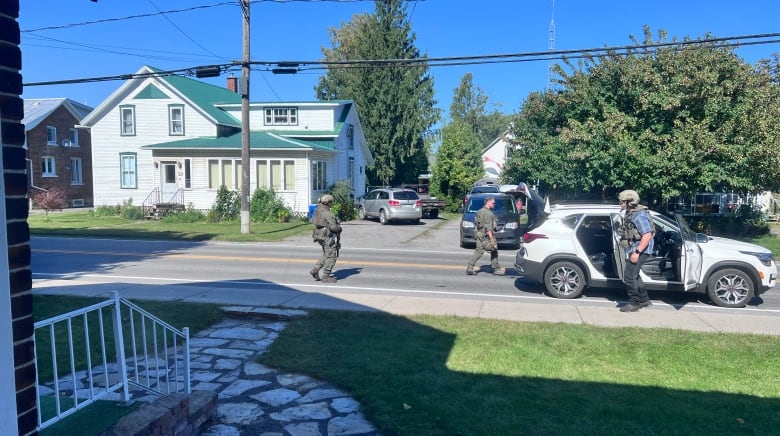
[0,0,38,434]
[26,105,94,206]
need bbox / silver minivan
[358,188,422,224]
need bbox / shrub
[120,198,144,220]
[208,186,241,222]
[93,205,121,217]
[163,203,206,223]
[328,180,356,222]
[250,188,291,223]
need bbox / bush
[328,180,356,222]
[688,205,769,238]
[250,188,291,223]
[208,186,241,222]
[31,186,69,219]
[163,203,206,223]
[93,205,121,217]
[120,198,144,220]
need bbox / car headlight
[740,251,774,266]
[505,222,518,229]
[461,221,475,229]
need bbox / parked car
[358,188,423,224]
[462,184,501,209]
[460,193,522,248]
[514,203,778,308]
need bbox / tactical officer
[310,194,342,283]
[466,196,505,276]
[617,190,654,312]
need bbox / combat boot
[493,267,506,276]
[309,268,321,281]
[321,276,337,283]
[465,266,476,275]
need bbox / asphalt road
[30,216,780,314]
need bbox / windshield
[468,197,516,214]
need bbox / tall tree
[430,121,483,205]
[504,27,780,204]
[316,0,439,186]
[450,73,512,147]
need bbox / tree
[31,186,68,219]
[430,121,483,208]
[316,0,439,186]
[450,73,512,147]
[504,27,780,204]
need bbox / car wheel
[379,210,388,225]
[358,207,366,220]
[544,261,586,299]
[429,209,439,219]
[706,268,754,308]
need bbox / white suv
[514,203,777,308]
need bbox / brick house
[24,98,94,208]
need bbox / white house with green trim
[79,65,374,215]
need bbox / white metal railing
[34,291,190,431]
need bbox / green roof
[148,66,241,127]
[142,131,335,151]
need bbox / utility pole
[240,0,250,234]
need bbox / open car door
[674,214,703,290]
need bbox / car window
[492,198,516,213]
[366,190,379,200]
[467,197,485,213]
[379,191,389,200]
[394,191,419,200]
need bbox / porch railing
[34,291,190,431]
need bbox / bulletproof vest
[619,208,652,247]
[312,206,327,228]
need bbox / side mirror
[695,233,710,243]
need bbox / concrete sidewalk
[33,277,780,336]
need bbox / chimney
[227,76,238,93]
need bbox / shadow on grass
[261,310,780,435]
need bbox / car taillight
[416,200,422,206]
[388,200,400,206]
[523,233,548,243]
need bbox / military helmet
[319,194,334,205]
[618,189,640,205]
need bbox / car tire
[706,268,754,308]
[544,261,586,299]
[358,207,366,220]
[379,210,388,225]
[429,209,439,219]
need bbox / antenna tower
[548,0,556,89]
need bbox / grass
[28,211,312,242]
[261,310,780,436]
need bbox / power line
[23,32,780,88]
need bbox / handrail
[34,292,190,431]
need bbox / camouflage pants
[467,233,500,269]
[314,239,339,274]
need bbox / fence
[34,292,190,431]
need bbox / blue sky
[19,0,780,120]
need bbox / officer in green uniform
[466,196,505,276]
[310,194,342,283]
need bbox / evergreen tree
[316,0,439,186]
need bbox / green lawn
[261,310,780,435]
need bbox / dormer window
[264,107,297,126]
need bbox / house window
[169,105,184,135]
[347,125,354,150]
[348,157,354,187]
[264,107,297,126]
[120,106,136,136]
[312,161,326,191]
[184,159,192,189]
[208,159,241,189]
[256,159,295,191]
[41,156,56,176]
[256,161,268,189]
[120,152,137,188]
[69,128,79,147]
[46,126,57,145]
[71,158,83,184]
